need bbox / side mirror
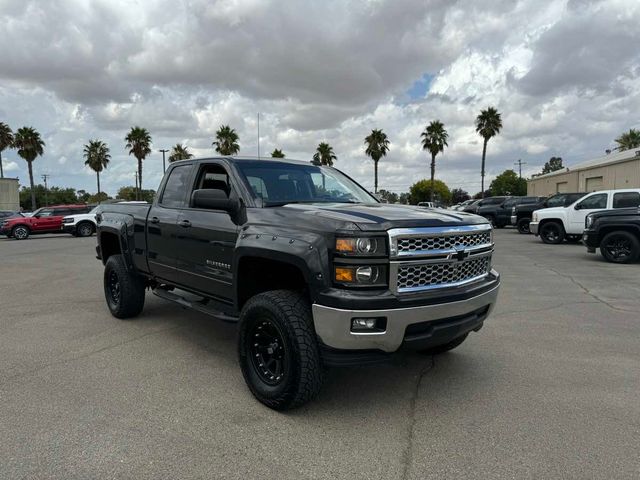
[191,189,237,211]
[574,204,581,210]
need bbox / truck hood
[534,206,566,217]
[590,207,639,219]
[253,203,489,232]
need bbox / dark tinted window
[519,197,540,204]
[577,193,607,209]
[37,208,55,217]
[483,197,507,205]
[502,199,517,208]
[53,208,72,216]
[160,165,192,208]
[613,192,640,209]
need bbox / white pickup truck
[530,189,640,244]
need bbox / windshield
[235,161,377,206]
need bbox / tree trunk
[0,151,4,178]
[96,171,101,196]
[430,153,436,203]
[374,158,379,194]
[137,157,143,200]
[481,138,488,198]
[28,160,36,211]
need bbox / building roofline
[529,147,640,181]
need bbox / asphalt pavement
[0,230,638,479]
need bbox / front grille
[397,231,491,254]
[396,256,491,292]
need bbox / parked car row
[0,202,147,240]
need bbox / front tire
[517,217,531,234]
[540,221,565,244]
[12,225,30,240]
[103,254,146,319]
[420,333,469,355]
[238,290,323,410]
[76,222,95,237]
[600,231,640,264]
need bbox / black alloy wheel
[600,231,640,264]
[517,218,531,234]
[247,317,287,386]
[540,222,564,244]
[107,270,121,306]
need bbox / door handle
[151,217,160,224]
[179,220,192,228]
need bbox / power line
[514,159,527,178]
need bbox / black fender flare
[97,214,137,272]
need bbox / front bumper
[312,275,500,353]
[63,225,77,234]
[529,221,540,235]
[582,229,599,252]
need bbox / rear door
[569,192,608,233]
[177,161,239,302]
[146,163,194,283]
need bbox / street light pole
[41,174,50,206]
[159,149,169,173]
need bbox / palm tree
[614,129,640,151]
[125,126,152,199]
[13,127,45,210]
[213,125,240,155]
[169,143,193,163]
[0,122,14,179]
[475,107,503,198]
[83,140,110,196]
[271,148,285,158]
[364,129,390,194]
[312,142,337,166]
[420,121,448,202]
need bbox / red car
[1,204,91,240]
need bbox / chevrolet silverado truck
[583,206,640,263]
[510,192,585,234]
[95,157,500,410]
[531,189,640,244]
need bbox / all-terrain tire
[77,222,95,237]
[540,221,565,244]
[238,290,323,410]
[103,254,146,319]
[600,231,640,264]
[517,217,531,234]
[12,225,30,240]
[420,333,469,355]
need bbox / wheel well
[77,221,95,232]
[11,223,30,232]
[539,218,563,229]
[600,226,640,239]
[237,257,308,310]
[100,232,121,262]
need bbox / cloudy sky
[1,0,639,197]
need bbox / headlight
[532,212,538,222]
[334,265,386,286]
[511,206,516,214]
[335,237,385,256]
[585,214,594,229]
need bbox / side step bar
[152,287,238,323]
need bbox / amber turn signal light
[335,238,356,253]
[334,267,355,282]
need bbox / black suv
[511,193,586,234]
[475,196,543,228]
[583,206,640,263]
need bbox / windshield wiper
[263,200,317,207]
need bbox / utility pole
[514,159,527,178]
[159,149,169,173]
[257,112,260,159]
[41,174,50,206]
[134,173,139,201]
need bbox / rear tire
[76,222,95,237]
[420,333,469,355]
[540,221,565,244]
[12,225,30,240]
[600,231,640,264]
[517,218,531,234]
[103,254,146,319]
[238,290,323,410]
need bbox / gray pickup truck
[95,157,500,410]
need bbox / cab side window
[612,192,640,208]
[160,165,192,208]
[194,164,230,198]
[577,193,607,209]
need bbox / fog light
[352,318,377,330]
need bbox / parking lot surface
[1,230,639,479]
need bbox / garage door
[585,176,603,192]
[556,182,568,193]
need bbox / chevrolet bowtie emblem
[454,245,469,261]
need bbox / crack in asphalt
[538,264,635,313]
[2,325,185,384]
[401,355,435,480]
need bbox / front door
[146,163,193,283]
[177,162,239,302]
[569,192,608,233]
[30,208,60,232]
